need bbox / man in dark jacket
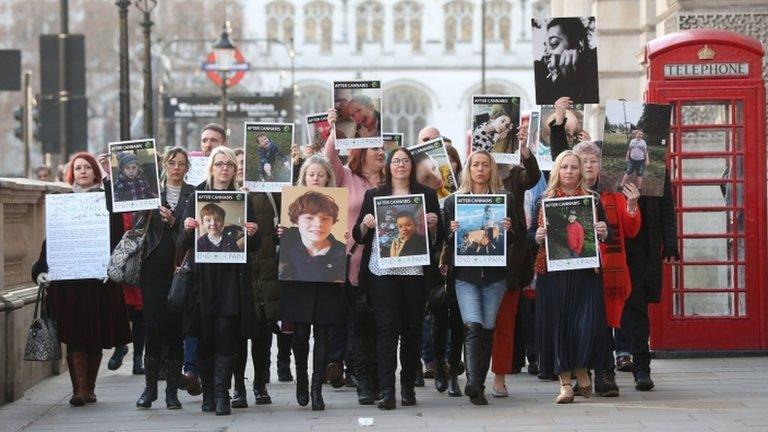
[623,173,678,391]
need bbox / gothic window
[484,0,512,51]
[394,1,423,52]
[305,1,333,52]
[444,0,474,52]
[297,84,333,145]
[265,1,295,43]
[356,1,384,52]
[383,86,432,146]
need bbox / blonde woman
[178,146,261,415]
[529,150,610,404]
[442,150,517,405]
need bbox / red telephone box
[645,29,768,351]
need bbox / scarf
[534,186,585,275]
[72,183,103,193]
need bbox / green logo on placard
[284,126,290,132]
[144,141,153,149]
[235,194,243,201]
[583,198,590,206]
[495,197,502,203]
[413,196,421,204]
[371,81,379,88]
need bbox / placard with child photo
[278,186,349,283]
[244,122,294,192]
[471,95,521,164]
[194,191,248,264]
[542,195,600,271]
[373,194,429,269]
[108,139,161,213]
[333,80,383,150]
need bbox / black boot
[253,368,272,405]
[278,359,293,383]
[231,378,248,408]
[296,369,309,407]
[214,355,233,416]
[462,322,483,399]
[447,371,463,397]
[401,385,417,406]
[136,356,160,408]
[413,364,425,387]
[353,336,375,405]
[469,329,493,406]
[133,355,145,375]
[434,361,448,393]
[311,373,325,411]
[199,358,215,413]
[376,387,396,410]
[164,359,182,409]
[107,345,128,371]
[634,369,655,391]
[595,369,619,397]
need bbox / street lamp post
[212,21,236,131]
[116,0,131,141]
[135,0,157,138]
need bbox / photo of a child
[279,190,347,283]
[566,209,585,257]
[244,122,294,192]
[389,211,426,258]
[113,151,156,202]
[621,129,649,190]
[196,203,242,253]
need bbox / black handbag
[167,251,193,312]
[24,283,62,362]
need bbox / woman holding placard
[442,150,518,406]
[325,108,386,405]
[353,147,444,410]
[529,150,610,404]
[133,147,195,410]
[179,146,261,416]
[277,156,346,411]
[32,152,132,407]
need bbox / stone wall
[0,178,69,405]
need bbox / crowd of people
[31,95,678,415]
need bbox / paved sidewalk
[1,356,767,432]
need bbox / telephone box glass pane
[682,238,730,262]
[683,265,736,289]
[682,212,728,235]
[683,292,734,317]
[681,184,731,208]
[681,130,730,153]
[681,102,730,125]
[682,157,730,179]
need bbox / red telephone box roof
[646,29,764,61]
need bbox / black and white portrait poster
[278,186,349,283]
[531,16,599,105]
[382,133,403,154]
[407,137,458,204]
[601,100,672,197]
[45,192,111,281]
[108,139,161,213]
[536,103,585,170]
[244,122,294,193]
[543,195,600,272]
[194,191,247,264]
[333,80,383,150]
[305,112,332,153]
[471,95,522,164]
[454,194,507,267]
[373,194,429,269]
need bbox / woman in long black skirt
[529,150,610,404]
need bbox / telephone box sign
[664,62,749,78]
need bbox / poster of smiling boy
[108,138,161,212]
[194,191,247,264]
[278,186,349,283]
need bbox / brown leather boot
[69,352,88,406]
[85,352,102,403]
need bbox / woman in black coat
[178,146,261,416]
[278,155,347,411]
[133,147,195,410]
[353,147,445,410]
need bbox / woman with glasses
[353,147,444,410]
[178,146,261,416]
[134,148,196,410]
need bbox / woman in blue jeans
[442,150,517,405]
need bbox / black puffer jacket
[248,192,281,323]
